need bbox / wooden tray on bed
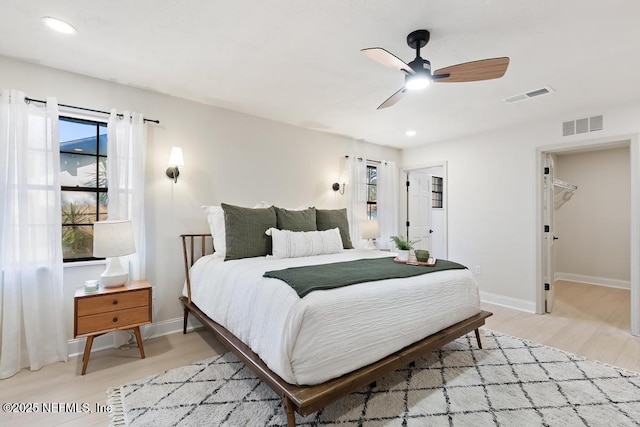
[179,234,492,426]
[394,256,437,266]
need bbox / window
[432,176,443,209]
[366,164,377,219]
[59,117,108,261]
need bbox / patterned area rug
[107,330,640,426]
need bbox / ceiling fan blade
[361,48,415,74]
[377,87,407,109]
[433,57,509,83]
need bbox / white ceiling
[1,1,639,148]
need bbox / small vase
[397,249,410,262]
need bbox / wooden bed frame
[179,233,492,426]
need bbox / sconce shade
[93,220,136,257]
[93,220,136,288]
[360,219,380,239]
[168,146,184,166]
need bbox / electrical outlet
[475,265,482,275]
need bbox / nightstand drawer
[76,306,151,336]
[77,289,149,316]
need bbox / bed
[179,231,491,426]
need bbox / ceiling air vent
[503,86,554,104]
[562,115,604,136]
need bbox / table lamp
[93,220,136,288]
[360,219,380,250]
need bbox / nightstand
[74,280,152,375]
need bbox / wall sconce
[332,168,348,195]
[166,146,184,183]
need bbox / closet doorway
[538,137,640,336]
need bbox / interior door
[543,153,556,312]
[407,172,433,251]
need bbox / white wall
[402,102,640,312]
[0,55,400,348]
[554,146,630,286]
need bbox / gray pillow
[222,203,277,260]
[275,207,317,232]
[316,208,354,249]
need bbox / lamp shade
[168,146,184,167]
[360,219,380,239]
[93,220,136,258]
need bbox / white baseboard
[479,291,536,313]
[67,316,203,358]
[555,272,630,290]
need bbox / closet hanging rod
[24,97,160,124]
[553,178,577,191]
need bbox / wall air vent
[562,115,604,136]
[503,86,554,104]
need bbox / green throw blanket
[263,257,467,298]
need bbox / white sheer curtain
[347,156,368,248]
[377,161,399,249]
[107,110,146,281]
[0,90,67,378]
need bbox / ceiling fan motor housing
[405,58,432,90]
[408,57,431,74]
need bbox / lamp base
[99,273,128,288]
[365,239,377,250]
[99,256,129,288]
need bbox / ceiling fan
[362,29,509,109]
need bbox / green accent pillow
[275,207,317,231]
[316,208,354,249]
[222,203,277,260]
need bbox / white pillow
[266,227,343,259]
[202,205,226,258]
[202,202,273,258]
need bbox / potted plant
[391,235,419,262]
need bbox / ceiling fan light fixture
[405,72,431,91]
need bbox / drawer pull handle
[112,317,118,323]
[112,300,118,305]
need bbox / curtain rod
[24,97,160,124]
[345,155,385,165]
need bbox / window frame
[59,115,108,262]
[366,163,378,220]
[431,175,443,209]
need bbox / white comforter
[184,249,480,385]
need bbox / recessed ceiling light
[405,130,417,137]
[42,16,77,34]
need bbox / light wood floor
[1,280,638,426]
[484,280,640,372]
